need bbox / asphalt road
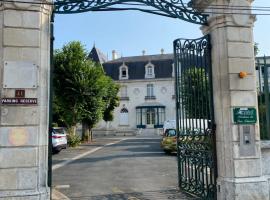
[52,136,194,200]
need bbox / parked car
[51,127,67,154]
[160,129,177,154]
[162,120,176,135]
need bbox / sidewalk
[52,188,70,200]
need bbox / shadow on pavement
[67,189,197,200]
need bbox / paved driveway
[52,136,194,200]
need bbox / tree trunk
[89,128,93,142]
[82,121,90,142]
[69,125,76,136]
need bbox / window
[147,66,153,76]
[120,86,127,97]
[158,108,165,125]
[119,107,129,125]
[120,108,128,113]
[147,84,154,97]
[146,108,155,125]
[119,63,129,80]
[122,68,127,77]
[145,62,155,78]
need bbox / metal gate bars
[173,35,217,199]
[256,56,270,140]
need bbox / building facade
[89,47,176,134]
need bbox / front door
[146,108,155,127]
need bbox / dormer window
[122,68,127,77]
[119,63,129,80]
[145,62,155,78]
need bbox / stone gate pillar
[192,0,270,199]
[0,0,52,199]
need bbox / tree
[102,77,120,122]
[53,41,89,135]
[53,41,119,141]
[181,67,209,119]
[79,66,107,141]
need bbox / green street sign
[233,107,257,124]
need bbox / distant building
[89,47,176,135]
[255,56,270,92]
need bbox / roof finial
[161,48,164,55]
[142,50,146,56]
[93,41,95,48]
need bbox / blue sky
[54,0,270,59]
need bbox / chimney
[161,48,164,54]
[112,50,118,60]
[142,50,146,56]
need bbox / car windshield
[53,128,65,134]
[166,129,176,137]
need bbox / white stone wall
[197,0,270,199]
[0,1,52,199]
[96,78,176,131]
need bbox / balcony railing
[145,96,156,100]
[120,96,129,101]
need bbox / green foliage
[53,41,89,128]
[181,67,209,119]
[102,78,120,122]
[258,93,270,140]
[53,41,119,139]
[67,134,81,147]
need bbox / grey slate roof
[90,47,207,81]
[105,54,174,63]
[88,46,108,64]
[103,54,174,80]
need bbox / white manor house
[89,47,176,135]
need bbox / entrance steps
[137,128,162,137]
[92,128,137,137]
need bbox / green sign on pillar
[233,107,257,124]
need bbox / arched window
[119,63,129,80]
[119,107,129,125]
[120,108,128,113]
[145,62,155,78]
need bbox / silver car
[52,127,67,154]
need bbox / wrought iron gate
[256,56,270,140]
[173,35,217,199]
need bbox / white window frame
[145,62,155,78]
[147,84,154,97]
[120,85,128,97]
[172,63,175,77]
[119,63,129,80]
[119,107,129,125]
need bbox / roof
[90,47,207,81]
[88,46,108,64]
[103,54,174,80]
[105,54,174,64]
[136,102,166,108]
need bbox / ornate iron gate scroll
[173,35,217,199]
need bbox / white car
[52,127,67,154]
[163,120,176,135]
